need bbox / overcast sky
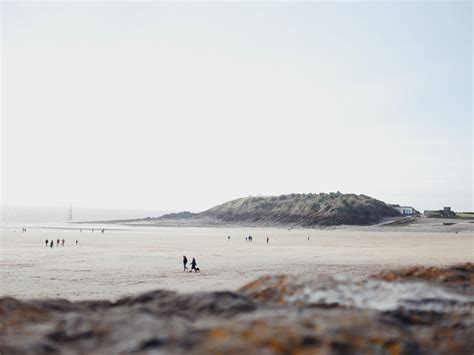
[1,1,472,212]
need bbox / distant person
[76,240,78,245]
[228,235,230,241]
[190,257,199,272]
[101,229,105,233]
[267,237,269,244]
[245,237,248,242]
[307,237,310,241]
[183,255,188,271]
[61,239,65,246]
[56,239,60,246]
[50,240,54,248]
[45,239,48,246]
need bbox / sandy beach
[1,226,472,300]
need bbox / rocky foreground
[1,264,473,354]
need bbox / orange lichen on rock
[375,263,474,287]
[0,297,51,332]
[239,275,292,303]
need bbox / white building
[395,206,414,215]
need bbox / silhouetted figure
[228,235,230,241]
[50,240,54,248]
[45,239,48,246]
[101,229,105,233]
[245,237,248,242]
[61,239,65,246]
[267,237,269,244]
[183,255,188,271]
[190,258,199,272]
[56,239,60,246]
[76,240,78,245]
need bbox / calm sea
[0,205,169,230]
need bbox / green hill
[159,192,400,226]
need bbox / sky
[1,1,472,212]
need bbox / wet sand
[1,227,472,300]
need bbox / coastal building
[423,207,455,218]
[395,206,414,215]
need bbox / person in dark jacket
[190,257,199,272]
[183,255,188,271]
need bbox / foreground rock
[1,264,473,354]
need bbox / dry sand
[1,226,473,300]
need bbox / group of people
[21,228,27,232]
[90,228,105,233]
[45,238,79,248]
[240,235,273,243]
[45,239,64,247]
[182,255,199,272]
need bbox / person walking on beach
[76,240,78,245]
[61,239,65,246]
[45,239,48,246]
[190,257,199,272]
[183,255,188,271]
[56,239,60,246]
[50,240,54,248]
[267,237,269,244]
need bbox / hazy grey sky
[1,1,472,212]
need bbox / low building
[424,207,455,218]
[395,206,414,215]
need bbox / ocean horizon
[0,205,169,226]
